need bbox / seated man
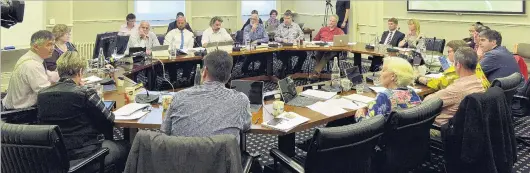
[311,14,344,78]
[164,16,195,50]
[379,18,405,47]
[201,16,233,47]
[424,47,486,130]
[118,13,137,36]
[275,12,307,77]
[417,40,490,90]
[125,21,160,55]
[242,13,269,74]
[161,50,251,141]
[166,12,193,34]
[241,10,263,31]
[2,30,54,110]
[478,29,520,82]
[37,51,128,171]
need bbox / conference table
[104,43,436,157]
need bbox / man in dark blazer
[379,18,405,47]
[367,17,406,71]
[167,12,193,34]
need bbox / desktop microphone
[429,37,437,71]
[135,82,160,104]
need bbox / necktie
[385,31,393,45]
[180,30,184,49]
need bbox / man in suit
[478,29,520,82]
[368,18,406,71]
[166,12,193,34]
[379,18,405,47]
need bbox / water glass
[373,72,381,86]
[355,84,365,94]
[95,84,104,100]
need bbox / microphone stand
[324,0,334,27]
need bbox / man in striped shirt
[162,50,252,142]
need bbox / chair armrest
[431,123,441,131]
[242,151,261,173]
[68,147,109,173]
[269,149,304,173]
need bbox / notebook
[278,77,321,107]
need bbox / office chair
[491,73,523,105]
[156,34,165,45]
[0,106,38,124]
[425,38,446,54]
[116,35,129,55]
[270,115,385,173]
[377,98,443,173]
[1,122,109,173]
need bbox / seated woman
[37,51,128,172]
[398,19,424,49]
[355,57,422,122]
[265,10,280,35]
[43,24,77,82]
[417,40,490,90]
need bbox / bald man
[125,21,160,55]
[164,16,194,50]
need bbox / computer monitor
[93,32,118,59]
[277,77,297,103]
[230,80,264,105]
[411,50,425,66]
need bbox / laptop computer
[230,80,264,113]
[344,66,363,85]
[333,35,349,47]
[278,77,321,107]
[438,55,451,71]
[411,50,425,66]
[151,45,169,51]
[128,47,146,56]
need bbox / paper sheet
[113,103,150,116]
[324,98,364,110]
[115,111,149,120]
[138,108,163,124]
[300,89,337,100]
[343,94,376,104]
[370,86,421,93]
[425,73,444,79]
[307,102,347,117]
[82,75,102,84]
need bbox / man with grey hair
[2,30,54,110]
[477,29,520,82]
[125,21,160,55]
[311,14,345,78]
[201,16,233,47]
[425,47,485,131]
[162,50,251,142]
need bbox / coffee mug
[125,87,136,102]
[161,95,173,111]
[272,101,285,117]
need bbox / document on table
[370,86,421,93]
[323,98,365,110]
[307,102,347,117]
[300,89,337,100]
[343,94,376,104]
[425,73,444,79]
[82,75,102,84]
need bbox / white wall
[0,1,45,48]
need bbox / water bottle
[170,42,176,59]
[194,64,202,86]
[98,47,105,69]
[245,38,251,50]
[331,57,341,88]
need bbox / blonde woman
[355,57,422,122]
[44,24,77,72]
[398,19,424,48]
[37,51,129,172]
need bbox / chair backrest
[514,55,528,80]
[491,72,523,104]
[235,30,244,44]
[512,79,530,117]
[116,35,130,55]
[0,106,38,124]
[1,122,69,173]
[304,115,385,173]
[515,43,530,59]
[425,38,446,53]
[156,34,165,45]
[379,98,443,172]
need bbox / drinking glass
[355,84,365,94]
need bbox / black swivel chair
[0,106,38,124]
[425,38,446,54]
[156,34,165,45]
[491,73,523,105]
[270,115,385,173]
[1,122,109,173]
[377,98,443,173]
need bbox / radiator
[73,42,96,60]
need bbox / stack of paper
[261,112,309,132]
[300,89,337,100]
[113,103,150,120]
[425,73,444,79]
[343,94,376,104]
[370,86,421,93]
[82,76,102,84]
[307,102,347,117]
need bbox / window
[134,1,185,26]
[241,1,276,23]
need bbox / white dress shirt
[118,23,138,36]
[125,31,161,55]
[201,27,232,47]
[164,28,195,49]
[2,51,51,109]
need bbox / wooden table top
[109,80,435,135]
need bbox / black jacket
[442,86,516,173]
[379,30,405,47]
[37,78,115,160]
[166,21,193,34]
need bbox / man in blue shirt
[241,13,270,74]
[478,29,520,82]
